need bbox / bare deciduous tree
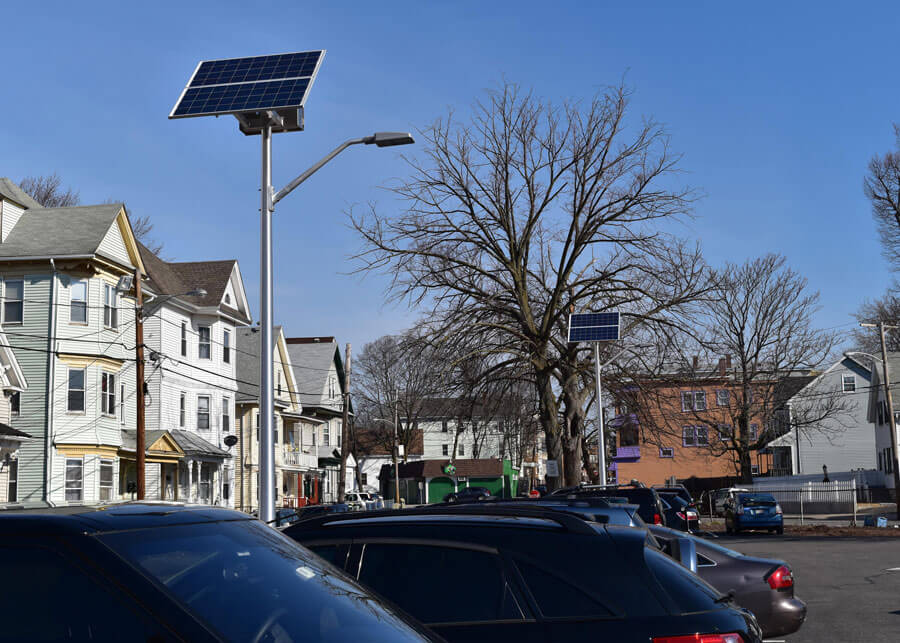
[853,288,900,353]
[19,173,80,208]
[352,82,706,487]
[865,124,900,271]
[131,214,165,256]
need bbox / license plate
[754,509,765,515]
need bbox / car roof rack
[287,503,604,536]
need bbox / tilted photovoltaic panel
[170,50,325,119]
[567,312,620,343]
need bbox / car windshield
[98,519,430,642]
[738,494,776,505]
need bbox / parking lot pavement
[715,531,900,642]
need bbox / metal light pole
[256,131,414,523]
[593,346,630,486]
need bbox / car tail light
[654,512,662,524]
[653,634,744,643]
[767,565,793,589]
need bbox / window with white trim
[716,390,729,407]
[750,464,760,476]
[198,326,211,359]
[119,384,125,424]
[682,426,708,447]
[323,422,330,446]
[3,279,23,323]
[718,424,733,442]
[223,329,231,364]
[180,322,187,357]
[659,446,674,458]
[842,375,856,393]
[70,280,88,324]
[103,283,118,328]
[6,458,17,502]
[9,391,19,417]
[65,458,83,502]
[101,372,116,416]
[197,395,210,430]
[179,392,186,427]
[681,391,706,411]
[99,459,114,501]
[458,443,465,456]
[222,397,231,433]
[442,444,449,456]
[67,368,85,412]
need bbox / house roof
[0,178,42,209]
[170,430,231,458]
[235,326,285,402]
[285,337,345,410]
[774,375,818,408]
[0,423,31,440]
[138,242,251,324]
[388,458,506,479]
[0,203,124,258]
[120,429,170,453]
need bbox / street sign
[544,459,560,477]
[443,464,457,475]
[567,312,620,343]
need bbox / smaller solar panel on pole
[567,312,620,343]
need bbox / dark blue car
[725,493,784,535]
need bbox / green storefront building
[381,458,519,504]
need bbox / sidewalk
[702,503,900,528]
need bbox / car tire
[725,520,733,535]
[776,526,784,535]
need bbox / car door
[351,539,549,642]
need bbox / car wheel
[776,526,784,535]
[725,519,733,535]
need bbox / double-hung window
[842,375,856,393]
[441,420,448,432]
[65,458,83,502]
[458,443,465,456]
[716,390,729,407]
[442,444,449,456]
[681,391,706,411]
[682,426,708,447]
[198,326,211,359]
[99,460,114,501]
[718,424,733,442]
[179,393,186,427]
[101,372,116,416]
[748,423,759,442]
[223,329,231,364]
[119,384,125,424]
[9,391,19,417]
[222,397,231,432]
[67,368,86,412]
[6,458,17,502]
[103,283,118,328]
[197,395,210,430]
[3,279,23,323]
[323,423,330,446]
[70,280,88,324]
[180,322,187,357]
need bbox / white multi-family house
[868,351,900,489]
[236,326,320,512]
[285,336,355,502]
[0,178,143,505]
[0,325,29,504]
[138,243,252,506]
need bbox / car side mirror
[670,536,698,573]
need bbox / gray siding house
[867,351,900,489]
[766,353,876,477]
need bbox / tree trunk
[536,369,564,490]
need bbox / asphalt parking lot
[715,531,900,642]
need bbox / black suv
[443,486,491,503]
[284,505,762,642]
[550,482,669,526]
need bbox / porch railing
[282,447,318,469]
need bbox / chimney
[718,358,725,377]
[692,355,699,371]
[725,355,732,369]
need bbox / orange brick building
[609,359,770,486]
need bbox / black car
[443,486,491,503]
[284,504,763,642]
[653,484,694,505]
[658,492,701,532]
[439,496,647,527]
[650,525,806,638]
[0,503,436,642]
[550,483,669,526]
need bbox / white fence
[751,479,857,519]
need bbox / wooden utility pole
[863,321,900,519]
[337,343,351,502]
[134,268,146,500]
[393,387,400,505]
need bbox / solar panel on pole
[567,312,620,343]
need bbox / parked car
[653,484,694,505]
[442,485,491,503]
[649,525,806,638]
[550,483,669,526]
[273,506,302,527]
[452,496,647,527]
[345,491,371,511]
[658,492,701,532]
[284,504,763,642]
[713,487,751,517]
[0,502,437,641]
[288,502,351,523]
[725,493,784,535]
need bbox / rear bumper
[735,516,782,529]
[761,597,807,637]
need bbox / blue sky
[3,1,898,351]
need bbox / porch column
[186,458,193,504]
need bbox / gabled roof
[138,242,251,324]
[0,423,31,440]
[285,337,345,410]
[0,203,125,258]
[235,326,298,410]
[0,178,42,209]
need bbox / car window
[0,543,167,641]
[358,543,525,624]
[697,553,716,567]
[307,544,348,568]
[644,547,723,612]
[99,520,429,642]
[515,558,614,618]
